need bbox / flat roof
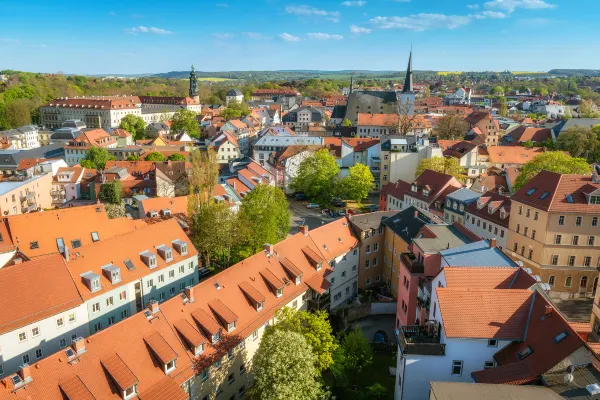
[0,173,47,196]
[429,382,563,400]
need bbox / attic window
[539,191,551,200]
[590,195,600,205]
[102,264,121,284]
[156,245,173,262]
[124,259,135,271]
[172,240,188,256]
[91,232,99,242]
[214,282,222,290]
[256,302,264,311]
[57,237,65,252]
[71,239,82,249]
[276,288,283,297]
[516,346,533,360]
[30,241,39,249]
[553,331,568,343]
[124,385,138,399]
[526,188,537,196]
[140,251,157,269]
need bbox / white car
[306,203,320,209]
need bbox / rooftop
[0,173,47,196]
[412,224,474,254]
[440,240,517,267]
[429,382,563,400]
[382,206,432,245]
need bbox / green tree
[237,185,291,258]
[144,151,165,161]
[119,114,146,140]
[491,86,504,96]
[342,118,353,127]
[221,101,250,121]
[126,154,140,161]
[416,157,466,182]
[248,330,326,400]
[556,126,594,159]
[2,99,32,128]
[432,114,469,140]
[80,147,115,169]
[579,99,600,118]
[339,164,374,203]
[498,96,508,117]
[269,308,337,373]
[334,326,373,381]
[99,180,122,204]
[514,151,592,191]
[171,109,199,138]
[521,140,535,148]
[290,149,340,205]
[167,153,187,161]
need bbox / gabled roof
[0,254,83,335]
[465,111,493,126]
[443,267,536,290]
[139,196,188,216]
[440,240,516,267]
[506,126,552,145]
[382,206,432,245]
[404,170,463,205]
[486,146,546,166]
[437,288,533,340]
[442,141,477,159]
[465,190,511,228]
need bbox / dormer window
[228,321,236,332]
[317,262,322,271]
[295,276,301,285]
[172,239,188,256]
[256,302,264,311]
[165,359,176,374]
[446,199,451,207]
[411,184,417,192]
[140,251,157,268]
[212,331,221,344]
[81,271,101,292]
[591,195,600,205]
[276,288,283,297]
[102,264,121,284]
[194,344,204,356]
[124,385,138,400]
[422,189,430,196]
[156,245,173,262]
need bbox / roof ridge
[521,290,536,341]
[547,173,563,207]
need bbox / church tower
[189,65,200,103]
[397,50,415,115]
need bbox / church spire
[349,73,354,95]
[402,49,413,94]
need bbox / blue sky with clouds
[0,0,597,74]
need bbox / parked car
[306,203,320,209]
[363,205,379,212]
[294,193,307,201]
[332,200,345,207]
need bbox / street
[287,197,339,234]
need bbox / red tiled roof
[144,331,178,364]
[140,196,188,216]
[305,273,332,295]
[404,170,463,205]
[208,298,238,325]
[436,288,533,340]
[465,111,492,126]
[486,146,546,166]
[443,141,477,159]
[506,126,552,145]
[465,190,511,228]
[173,319,206,347]
[44,96,140,110]
[443,267,536,289]
[384,179,412,202]
[238,281,266,305]
[101,353,139,390]
[138,377,189,400]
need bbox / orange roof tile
[486,146,547,166]
[436,288,533,340]
[144,331,178,364]
[173,319,206,348]
[139,196,188,216]
[0,254,83,335]
[308,217,358,261]
[137,377,188,400]
[208,298,238,325]
[305,273,332,295]
[238,281,266,305]
[191,308,222,336]
[58,376,96,400]
[260,268,284,290]
[101,353,139,390]
[357,113,399,127]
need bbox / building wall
[383,229,411,299]
[329,247,359,309]
[396,263,420,327]
[0,173,53,216]
[465,213,508,250]
[216,142,239,164]
[0,303,89,377]
[186,291,307,400]
[358,227,386,290]
[380,151,420,188]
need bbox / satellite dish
[567,365,576,374]
[564,373,574,384]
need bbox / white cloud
[475,10,507,18]
[307,32,344,40]
[285,5,341,19]
[341,1,366,6]
[484,0,556,13]
[242,32,271,39]
[350,25,372,34]
[212,33,234,39]
[126,26,173,34]
[370,14,472,31]
[467,4,480,8]
[280,33,301,42]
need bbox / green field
[197,77,236,82]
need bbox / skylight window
[91,232,99,242]
[516,346,533,360]
[526,188,537,196]
[71,239,82,249]
[553,331,568,343]
[124,259,135,271]
[539,191,551,200]
[56,238,65,251]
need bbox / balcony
[51,189,65,196]
[21,204,38,213]
[20,192,36,202]
[400,253,424,274]
[395,324,445,356]
[371,156,381,164]
[308,293,330,311]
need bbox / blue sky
[0,0,597,74]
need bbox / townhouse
[51,166,97,205]
[0,218,358,400]
[209,132,240,164]
[443,187,480,225]
[465,111,503,146]
[64,128,118,166]
[379,136,443,187]
[221,120,251,155]
[507,168,600,298]
[464,191,511,249]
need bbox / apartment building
[64,128,118,166]
[464,191,511,249]
[507,169,600,298]
[349,211,396,290]
[0,254,89,376]
[443,187,480,225]
[0,219,347,400]
[379,136,442,187]
[0,173,53,216]
[0,125,40,149]
[465,111,503,146]
[51,166,97,204]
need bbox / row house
[397,170,463,217]
[0,217,354,400]
[64,128,118,166]
[464,111,503,146]
[221,119,252,155]
[0,173,53,216]
[443,187,481,225]
[508,168,600,298]
[464,191,511,249]
[51,166,96,205]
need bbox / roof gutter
[522,290,537,341]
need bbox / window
[252,330,259,340]
[120,290,127,301]
[572,235,579,245]
[22,354,30,364]
[240,363,246,375]
[568,256,576,266]
[576,216,582,226]
[558,216,565,225]
[549,276,555,286]
[57,317,64,328]
[159,292,165,301]
[169,270,175,278]
[551,255,559,265]
[94,322,102,332]
[91,232,99,242]
[59,338,67,348]
[228,372,235,385]
[526,208,530,218]
[18,331,27,342]
[365,259,370,269]
[528,249,533,259]
[534,211,539,221]
[589,236,596,246]
[170,287,175,295]
[106,296,114,307]
[555,235,562,245]
[516,223,520,233]
[451,361,463,376]
[158,274,164,283]
[488,339,498,347]
[68,313,76,323]
[121,309,129,319]
[35,348,43,360]
[71,239,82,249]
[531,230,536,240]
[92,302,100,313]
[366,278,371,285]
[524,227,528,236]
[593,217,598,227]
[30,241,39,249]
[516,346,533,360]
[484,361,495,369]
[366,245,371,254]
[201,369,209,382]
[565,276,572,287]
[31,326,40,337]
[213,358,222,370]
[518,206,522,215]
[147,279,154,288]
[179,265,184,274]
[353,249,358,256]
[585,256,592,267]
[107,316,115,326]
[374,243,379,252]
[554,331,568,343]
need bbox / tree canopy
[416,156,466,182]
[332,326,373,383]
[119,114,146,140]
[80,147,115,169]
[98,180,122,204]
[342,118,353,127]
[248,330,326,400]
[340,164,374,203]
[513,151,592,191]
[269,308,337,373]
[290,149,340,205]
[171,109,199,138]
[167,153,187,161]
[144,151,165,161]
[432,114,469,140]
[221,101,250,120]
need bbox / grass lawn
[324,351,396,399]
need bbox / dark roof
[0,143,66,169]
[543,364,600,399]
[227,89,243,96]
[380,135,417,151]
[465,190,511,228]
[349,211,397,232]
[331,105,347,119]
[281,106,323,124]
[382,206,432,245]
[429,382,563,400]
[443,141,477,159]
[344,91,399,122]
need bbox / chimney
[299,225,309,236]
[72,337,85,354]
[20,364,31,381]
[544,304,553,316]
[414,210,419,218]
[13,257,22,265]
[148,300,159,314]
[184,286,194,302]
[489,238,497,248]
[264,243,274,256]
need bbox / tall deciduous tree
[342,118,352,127]
[167,153,186,161]
[269,308,337,373]
[514,151,591,191]
[99,180,122,204]
[432,114,469,140]
[248,330,326,400]
[119,114,146,140]
[556,126,598,160]
[579,99,600,118]
[498,96,508,117]
[339,164,374,203]
[333,326,373,382]
[80,147,115,169]
[171,109,199,138]
[416,157,466,182]
[290,149,340,205]
[3,99,32,128]
[144,151,165,161]
[237,185,291,258]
